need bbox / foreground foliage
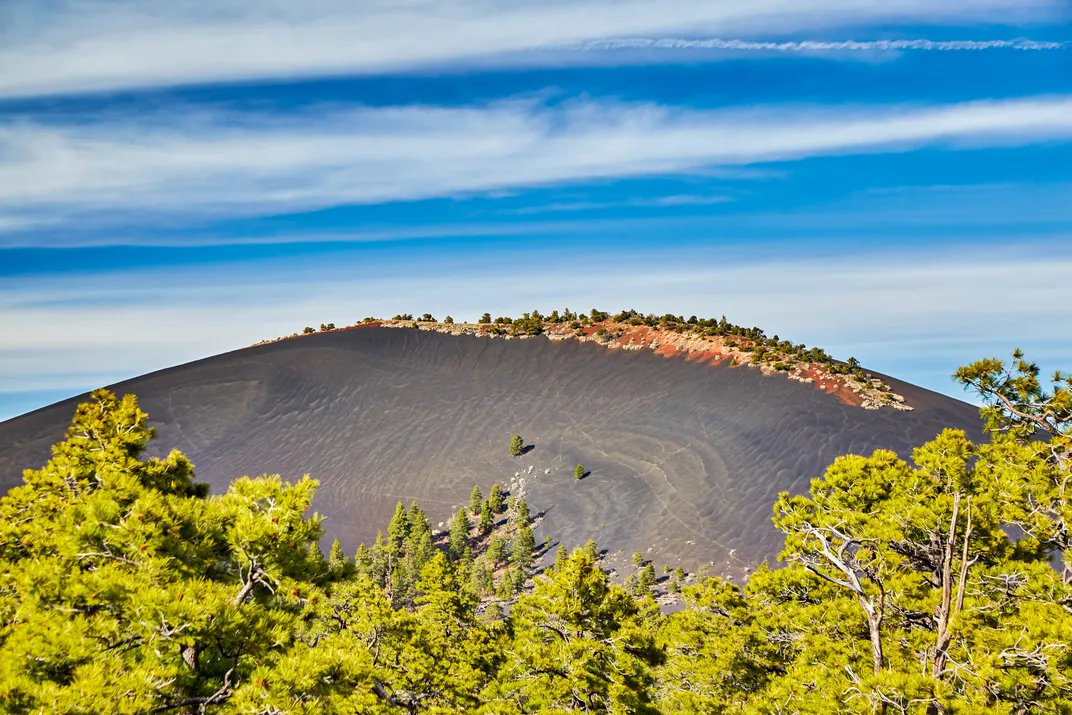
[1,351,1071,713]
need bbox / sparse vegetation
[259,308,902,407]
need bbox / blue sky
[1,1,1071,420]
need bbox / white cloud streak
[0,0,1061,98]
[552,37,1068,52]
[3,95,1072,242]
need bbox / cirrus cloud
[0,0,1062,98]
[1,95,1071,243]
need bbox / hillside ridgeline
[256,308,909,410]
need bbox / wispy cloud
[551,37,1068,53]
[0,0,1061,98]
[3,95,1071,243]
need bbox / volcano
[0,323,980,576]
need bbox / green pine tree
[479,499,494,534]
[509,433,525,457]
[488,483,506,513]
[553,544,568,573]
[449,507,471,560]
[487,534,506,567]
[512,524,535,571]
[582,539,600,562]
[574,463,585,480]
[469,485,483,514]
[500,549,661,710]
[638,563,656,590]
[387,500,410,555]
[328,538,347,570]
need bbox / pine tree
[354,542,373,576]
[0,390,328,714]
[488,483,506,513]
[395,502,435,605]
[501,549,660,710]
[638,563,656,590]
[468,485,483,514]
[371,530,392,587]
[487,534,506,566]
[512,524,535,571]
[479,499,494,533]
[509,433,524,457]
[553,544,568,573]
[387,500,410,556]
[574,463,585,480]
[309,541,326,569]
[328,538,346,568]
[472,561,494,595]
[582,539,600,561]
[449,507,471,560]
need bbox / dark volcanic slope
[0,328,980,575]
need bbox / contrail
[549,38,1067,52]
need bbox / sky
[1,0,1071,421]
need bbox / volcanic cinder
[0,326,981,575]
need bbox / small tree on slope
[509,433,525,457]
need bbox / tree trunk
[862,603,884,674]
